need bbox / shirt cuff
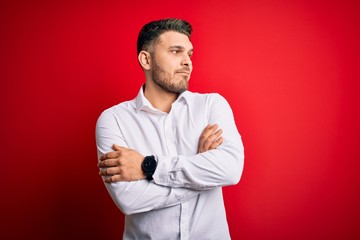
[152,155,175,186]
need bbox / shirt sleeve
[153,93,244,190]
[96,110,203,215]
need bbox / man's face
[150,31,193,94]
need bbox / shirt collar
[135,85,192,113]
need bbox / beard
[151,57,190,94]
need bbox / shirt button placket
[164,112,177,156]
[165,110,189,239]
[180,202,189,240]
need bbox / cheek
[165,64,177,75]
[155,55,179,74]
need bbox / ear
[138,51,151,70]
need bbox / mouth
[176,68,191,75]
[176,71,190,75]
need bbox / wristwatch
[141,155,157,181]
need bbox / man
[96,18,244,240]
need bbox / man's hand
[98,144,145,183]
[198,124,223,153]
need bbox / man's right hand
[198,124,223,153]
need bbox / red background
[1,0,359,239]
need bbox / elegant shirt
[96,86,244,240]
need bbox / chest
[120,105,208,157]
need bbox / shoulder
[186,91,228,105]
[97,98,136,121]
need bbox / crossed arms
[96,94,244,215]
[98,123,223,183]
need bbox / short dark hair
[137,18,192,55]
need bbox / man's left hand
[98,144,145,183]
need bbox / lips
[176,68,191,75]
[176,70,190,74]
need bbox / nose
[181,54,192,70]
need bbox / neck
[144,81,179,113]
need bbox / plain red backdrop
[1,0,359,239]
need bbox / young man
[96,18,244,240]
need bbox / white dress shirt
[96,86,244,240]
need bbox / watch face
[143,156,157,171]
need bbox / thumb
[112,144,124,151]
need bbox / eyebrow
[169,45,194,53]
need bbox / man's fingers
[104,174,122,183]
[99,166,120,176]
[203,129,223,150]
[210,136,223,150]
[197,123,224,153]
[98,146,145,183]
[100,151,121,161]
[112,144,125,151]
[100,145,127,161]
[98,158,120,168]
[103,174,141,183]
[201,124,218,138]
[199,124,217,144]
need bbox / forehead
[155,31,193,50]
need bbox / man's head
[137,18,192,55]
[137,18,194,94]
